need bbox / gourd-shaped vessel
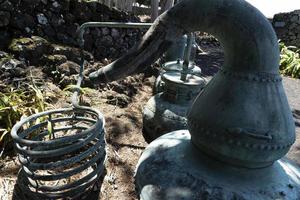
[143,71,205,142]
[88,0,296,170]
[88,0,299,198]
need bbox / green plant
[279,42,300,79]
[0,84,47,157]
[63,84,94,104]
[63,84,94,95]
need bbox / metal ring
[12,107,106,199]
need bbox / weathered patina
[89,0,295,168]
[89,0,299,199]
[143,71,205,142]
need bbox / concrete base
[135,130,300,200]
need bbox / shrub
[279,42,300,79]
[0,83,46,157]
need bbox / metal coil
[11,107,106,199]
[9,22,155,199]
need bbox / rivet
[278,145,283,150]
[279,191,286,196]
[205,130,210,135]
[267,145,272,150]
[271,146,276,150]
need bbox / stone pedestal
[135,130,300,200]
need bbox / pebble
[37,13,48,25]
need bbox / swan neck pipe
[88,0,280,83]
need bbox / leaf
[47,120,53,139]
[280,42,300,78]
[63,84,84,94]
[0,130,9,143]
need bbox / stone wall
[0,0,144,60]
[273,10,300,47]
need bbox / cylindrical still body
[143,71,206,143]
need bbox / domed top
[162,71,205,86]
[161,71,206,104]
[162,60,202,76]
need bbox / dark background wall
[273,9,300,47]
[0,0,144,60]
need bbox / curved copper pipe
[89,0,280,83]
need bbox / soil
[1,42,300,200]
[0,70,154,200]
